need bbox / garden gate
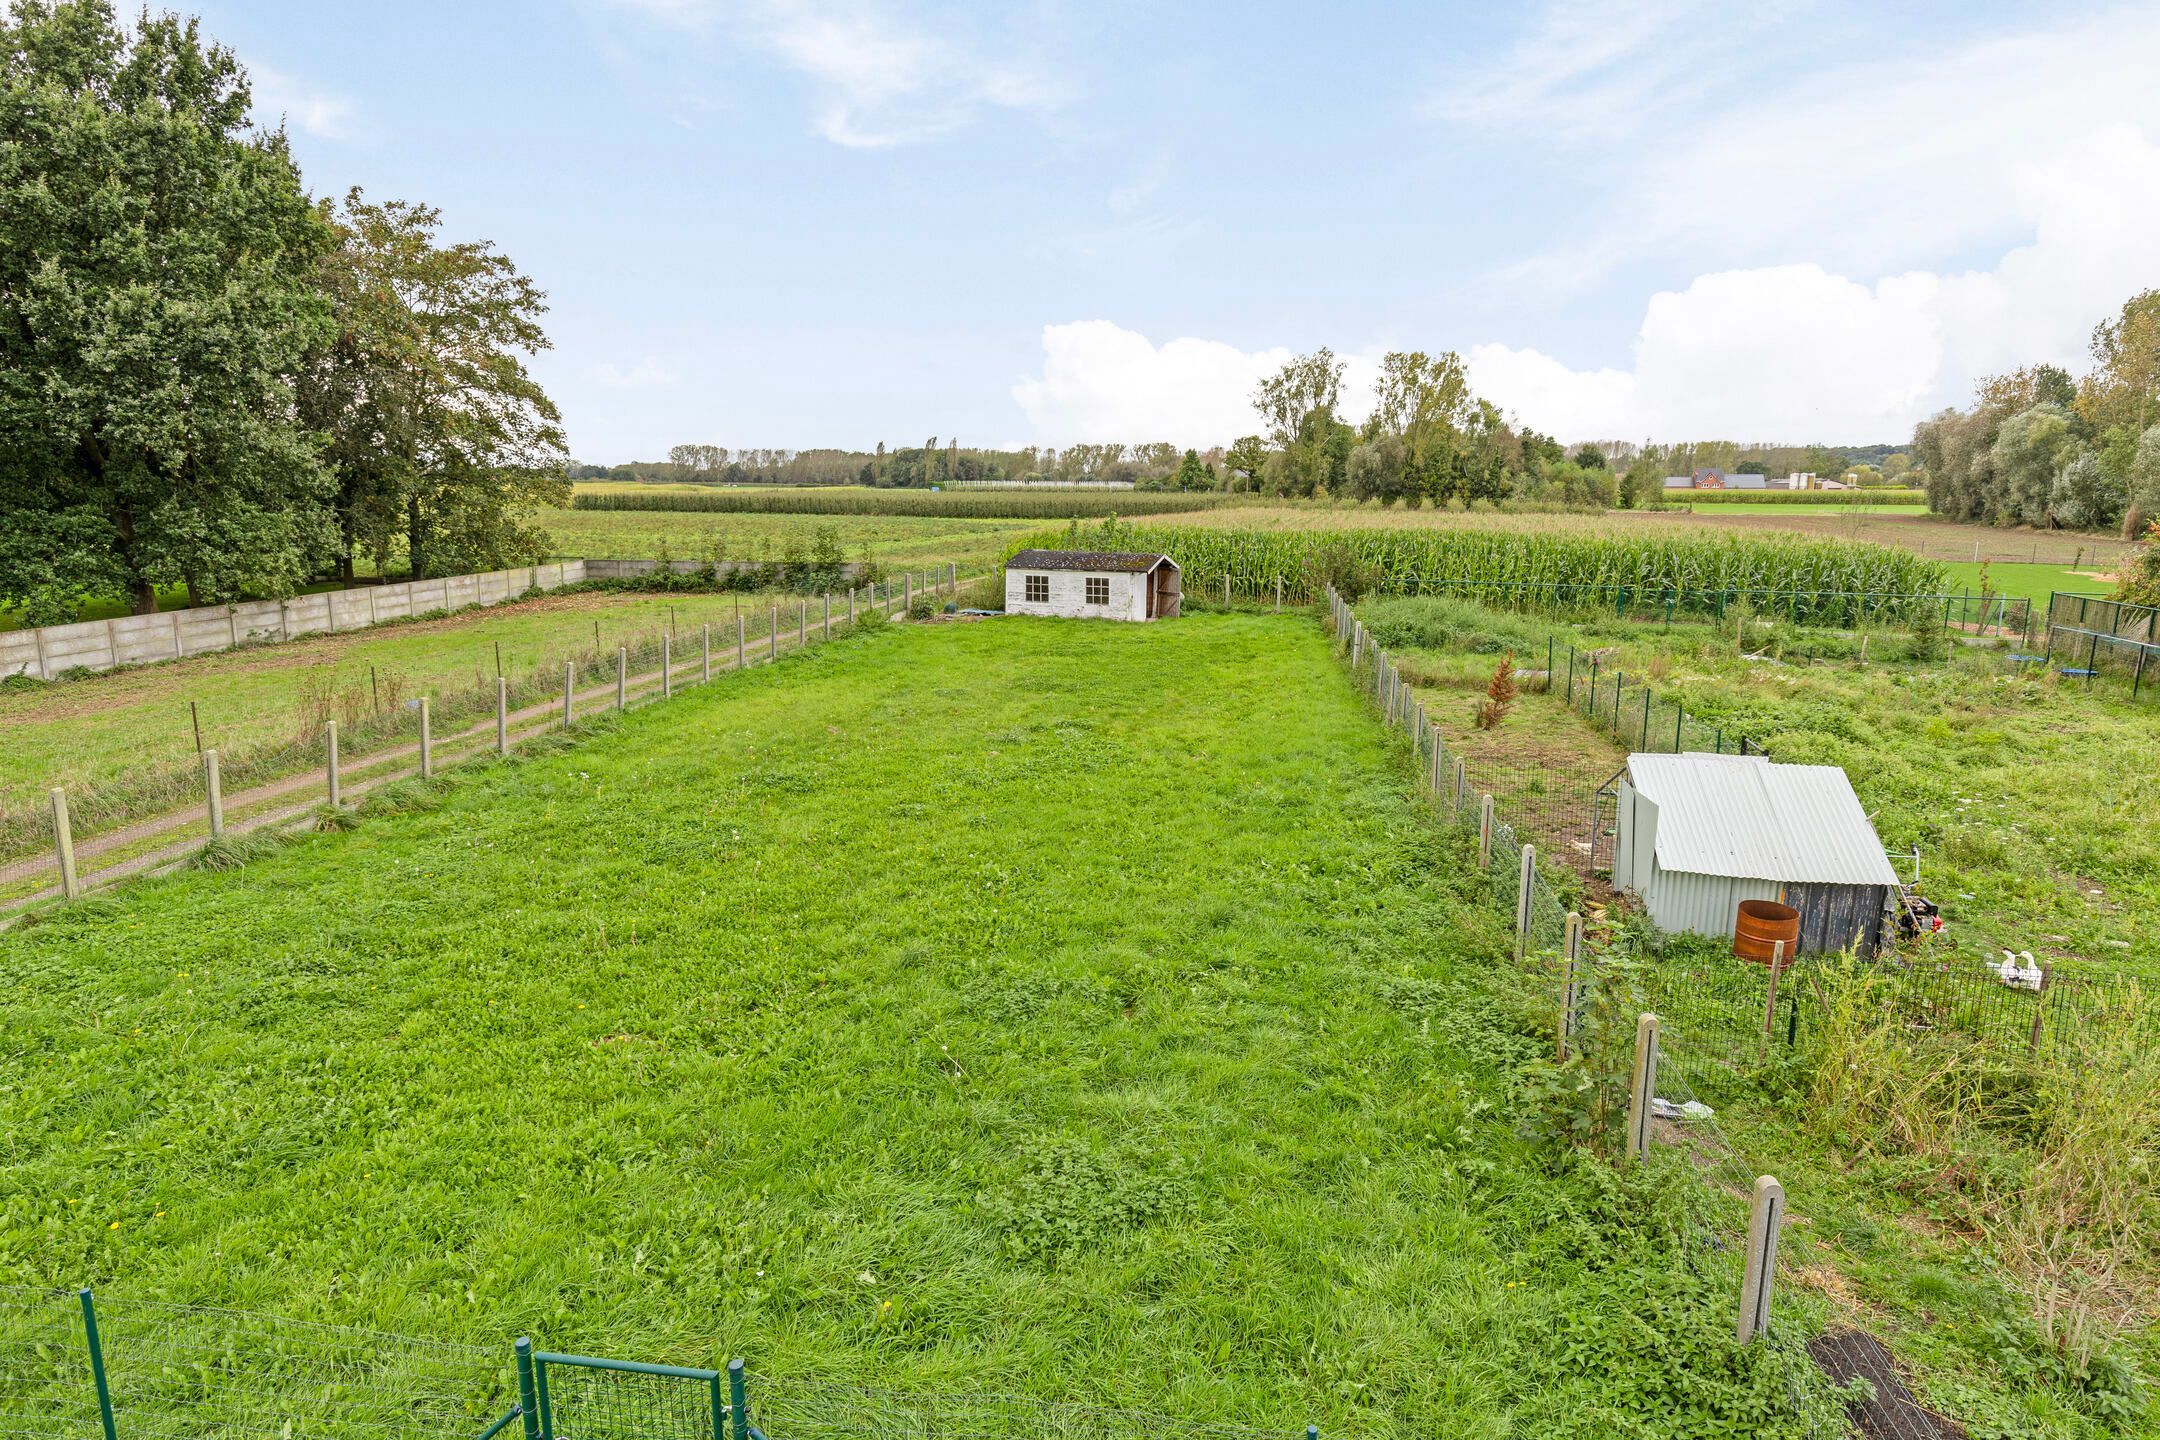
[492,1339,753,1440]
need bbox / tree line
[590,440,1225,490]
[1,2,566,626]
[1913,290,2160,537]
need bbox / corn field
[572,490,1241,520]
[1098,524,1951,624]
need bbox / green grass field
[0,587,845,851]
[0,615,1841,1437]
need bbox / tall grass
[572,490,1242,519]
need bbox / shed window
[1024,574,1049,603]
[1085,576,1110,605]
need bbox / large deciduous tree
[0,0,334,620]
[298,190,568,580]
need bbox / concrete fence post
[1453,758,1467,814]
[663,633,673,697]
[1478,794,1495,867]
[419,697,433,779]
[496,677,509,755]
[737,615,746,669]
[848,588,856,623]
[824,593,831,639]
[325,721,341,808]
[1429,723,1443,791]
[769,607,778,660]
[1625,1013,1660,1161]
[204,749,224,838]
[1559,913,1583,1060]
[904,573,912,612]
[1737,1176,1786,1343]
[1223,572,1231,606]
[702,623,712,683]
[798,601,807,647]
[1515,843,1537,959]
[1276,576,1283,612]
[562,661,574,725]
[614,647,626,710]
[50,788,78,899]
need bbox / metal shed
[1612,752,1898,956]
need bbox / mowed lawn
[0,615,1812,1435]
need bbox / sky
[194,0,2160,461]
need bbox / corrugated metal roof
[1626,752,1898,886]
[1006,549,1175,573]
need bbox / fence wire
[2,574,941,913]
[748,1376,1296,1440]
[0,1288,509,1438]
[540,1361,718,1440]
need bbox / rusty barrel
[1733,899,1800,966]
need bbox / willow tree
[0,0,333,620]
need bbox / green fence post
[79,1290,118,1440]
[1640,688,1652,751]
[515,1337,541,1440]
[1674,704,1683,753]
[728,1358,748,1440]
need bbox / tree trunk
[406,495,426,581]
[132,577,159,614]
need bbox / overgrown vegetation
[571,490,1235,520]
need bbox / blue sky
[199,0,2160,460]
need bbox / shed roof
[1626,752,1898,886]
[1005,549,1177,573]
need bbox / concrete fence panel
[2,560,591,681]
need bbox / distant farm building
[1662,468,1769,491]
[1612,753,1898,956]
[1004,550,1181,621]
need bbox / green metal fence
[2042,591,2158,699]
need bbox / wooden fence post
[769,607,779,660]
[663,633,673,697]
[325,721,341,808]
[737,615,746,669]
[823,593,831,639]
[203,749,224,838]
[1559,913,1583,1060]
[2028,969,2053,1056]
[617,647,628,710]
[496,678,509,755]
[50,788,78,899]
[1762,940,1785,1034]
[702,623,712,683]
[562,661,574,725]
[1737,1176,1786,1343]
[419,697,433,779]
[849,588,856,624]
[799,601,807,647]
[1478,794,1495,867]
[1625,1013,1660,1161]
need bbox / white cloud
[1476,6,2160,292]
[1467,124,2160,441]
[1011,322,1382,447]
[600,0,1059,147]
[250,65,357,141]
[589,358,682,391]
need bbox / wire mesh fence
[746,1375,1302,1440]
[2041,592,2159,699]
[0,1288,510,1438]
[1,574,947,913]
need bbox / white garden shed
[1612,752,1898,955]
[1003,550,1181,621]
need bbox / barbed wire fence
[2,572,956,916]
